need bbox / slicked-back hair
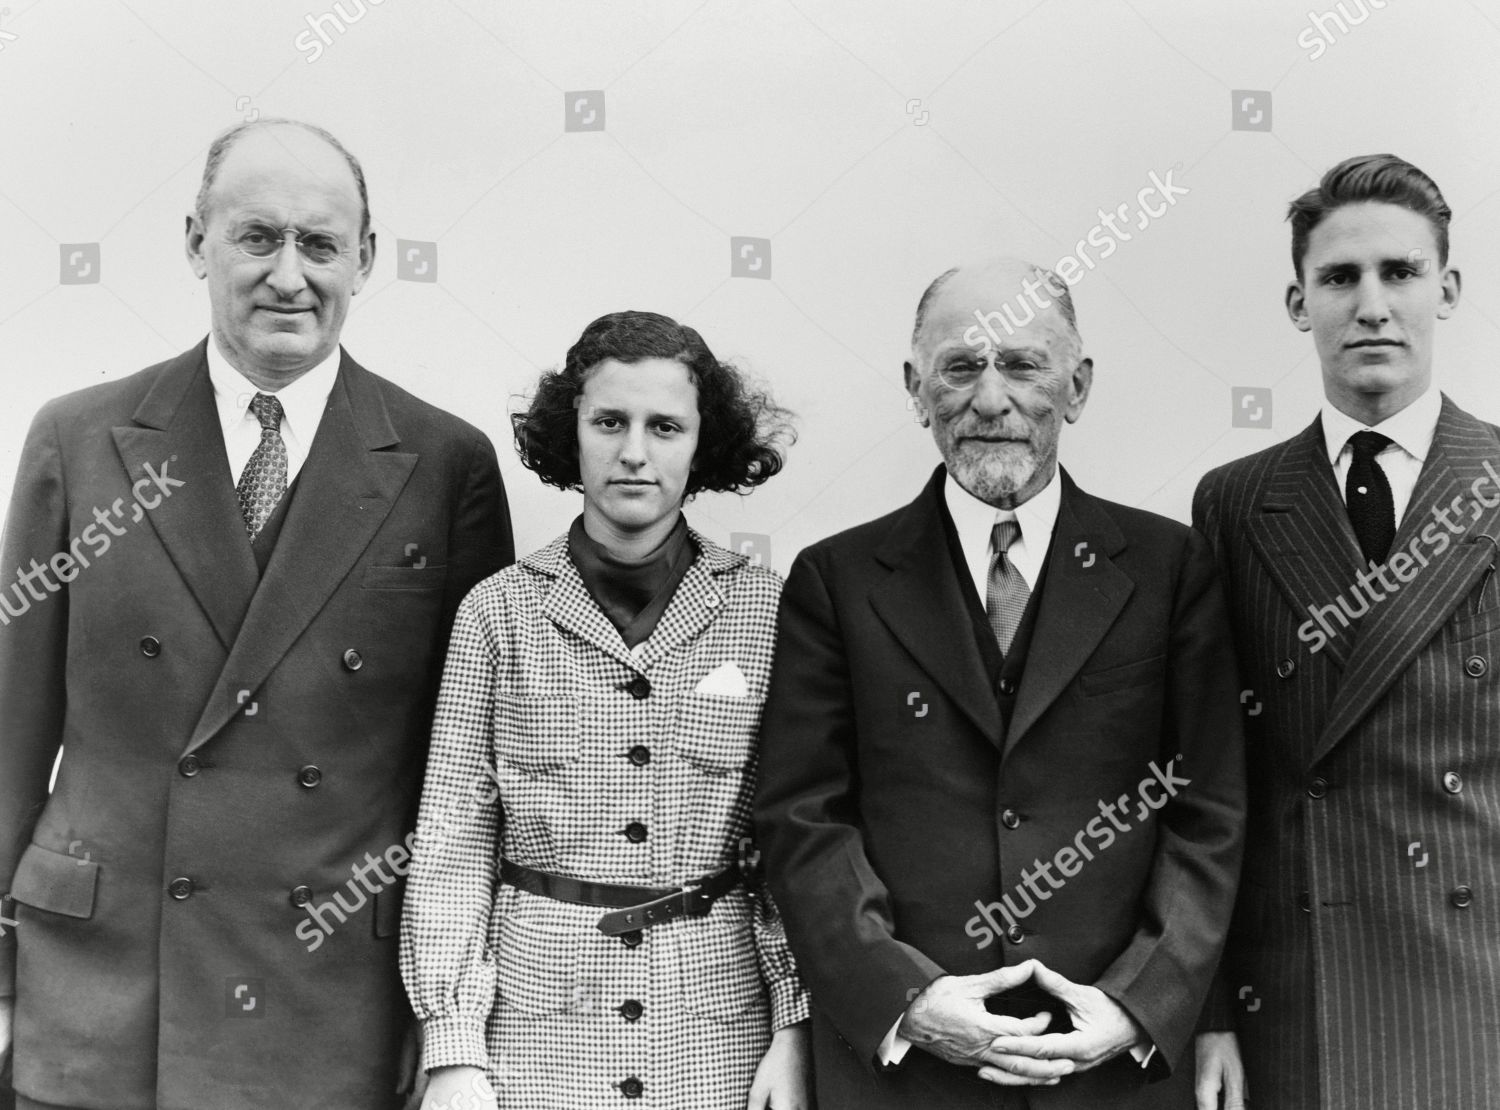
[512,310,795,497]
[194,118,372,237]
[1288,153,1451,279]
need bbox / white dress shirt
[1320,386,1439,527]
[207,337,341,487]
[879,464,1152,1070]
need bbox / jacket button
[628,745,652,767]
[620,930,643,949]
[998,677,1017,695]
[1465,655,1487,678]
[619,999,644,1022]
[620,1077,644,1099]
[1298,891,1312,913]
[289,884,313,907]
[342,649,363,672]
[1001,808,1021,830]
[624,821,648,844]
[625,676,651,699]
[1443,771,1463,794]
[1277,658,1296,679]
[168,877,194,900]
[140,636,162,657]
[1306,776,1328,799]
[1451,885,1474,909]
[1004,924,1025,944]
[298,765,323,789]
[179,755,201,778]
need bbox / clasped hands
[897,959,1146,1087]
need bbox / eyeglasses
[228,223,350,267]
[932,357,1054,393]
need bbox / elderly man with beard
[755,258,1245,1110]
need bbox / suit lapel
[184,352,416,756]
[112,341,259,649]
[1315,397,1500,761]
[633,533,739,671]
[870,468,1002,745]
[1246,418,1361,672]
[1004,472,1132,756]
[533,535,644,675]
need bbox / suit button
[168,877,194,900]
[624,821,648,844]
[1443,771,1463,794]
[1451,885,1474,909]
[628,745,651,767]
[178,755,201,778]
[620,930,644,948]
[998,677,1017,695]
[619,999,644,1022]
[1001,808,1021,830]
[1004,924,1025,944]
[298,765,322,789]
[1298,891,1312,913]
[289,884,313,907]
[1465,655,1487,678]
[140,636,161,657]
[1306,776,1328,799]
[342,649,363,672]
[625,676,651,699]
[621,1077,644,1099]
[1277,658,1296,679]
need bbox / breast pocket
[494,694,582,774]
[361,564,448,591]
[672,693,760,776]
[1078,653,1167,696]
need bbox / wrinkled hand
[748,1021,811,1109]
[983,961,1145,1081]
[899,962,1073,1086]
[420,1065,497,1110]
[1195,1031,1247,1110]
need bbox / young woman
[401,311,809,1109]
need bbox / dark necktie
[1345,430,1395,566]
[986,520,1029,655]
[237,393,288,540]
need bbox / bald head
[196,119,370,236]
[910,257,1080,368]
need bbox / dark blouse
[567,514,698,648]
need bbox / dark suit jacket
[0,340,512,1110]
[1193,394,1500,1110]
[755,465,1245,1110]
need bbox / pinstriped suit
[1192,394,1500,1109]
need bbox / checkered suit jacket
[1193,395,1500,1109]
[399,526,809,1109]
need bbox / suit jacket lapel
[112,340,259,649]
[1005,472,1132,756]
[1315,397,1500,761]
[184,352,416,755]
[870,468,1002,746]
[1246,418,1361,672]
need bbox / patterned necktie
[237,393,288,540]
[986,520,1029,655]
[1345,430,1395,565]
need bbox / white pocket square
[694,661,749,698]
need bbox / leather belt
[499,858,742,936]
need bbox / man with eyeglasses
[0,119,512,1110]
[756,258,1245,1109]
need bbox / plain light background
[1,0,1498,571]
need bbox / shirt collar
[943,464,1063,550]
[1320,385,1440,465]
[206,335,342,439]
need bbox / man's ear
[1437,265,1461,320]
[1285,279,1311,332]
[1064,358,1093,423]
[185,214,209,280]
[351,231,377,295]
[903,359,919,397]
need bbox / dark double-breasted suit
[0,340,512,1109]
[1193,395,1500,1109]
[755,465,1245,1109]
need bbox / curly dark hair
[513,310,795,496]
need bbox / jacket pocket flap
[361,564,448,590]
[10,842,100,919]
[1079,653,1167,696]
